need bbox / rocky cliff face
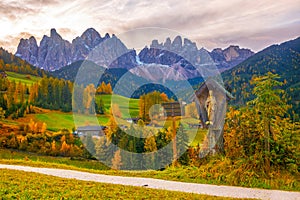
[37,29,72,71]
[209,45,254,71]
[15,29,254,81]
[15,28,135,71]
[139,37,254,72]
[15,36,39,66]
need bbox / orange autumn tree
[96,82,112,94]
[139,91,169,122]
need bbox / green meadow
[6,71,41,85]
[34,112,109,132]
[96,94,140,118]
[0,169,237,200]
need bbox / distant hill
[0,47,47,77]
[51,60,204,100]
[222,37,300,113]
[51,60,161,98]
[0,47,31,66]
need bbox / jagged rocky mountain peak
[209,45,254,70]
[172,35,182,48]
[28,36,37,43]
[81,28,100,37]
[50,28,63,40]
[150,39,163,49]
[15,28,123,70]
[15,28,254,78]
[104,33,111,39]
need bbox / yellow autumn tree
[83,84,96,113]
[40,122,47,133]
[105,112,118,143]
[51,140,57,155]
[111,149,122,170]
[160,92,169,102]
[60,141,70,156]
[144,132,157,152]
[144,131,157,169]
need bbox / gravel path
[0,164,299,199]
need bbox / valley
[0,27,299,199]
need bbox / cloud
[1,0,300,52]
[25,0,59,6]
[0,2,36,20]
[0,35,19,53]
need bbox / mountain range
[2,28,299,113]
[15,28,254,81]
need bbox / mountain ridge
[15,28,253,81]
[222,36,300,113]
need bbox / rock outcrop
[209,45,254,71]
[16,29,254,81]
[15,28,135,71]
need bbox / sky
[1,0,300,53]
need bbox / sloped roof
[195,78,234,99]
[76,126,105,131]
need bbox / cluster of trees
[139,91,170,122]
[73,84,98,114]
[96,82,112,94]
[0,113,194,169]
[82,117,190,170]
[0,61,46,77]
[0,121,83,157]
[0,75,74,118]
[0,48,46,77]
[30,77,73,112]
[0,74,109,118]
[0,76,34,118]
[224,72,299,175]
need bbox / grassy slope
[0,149,298,191]
[96,94,140,118]
[6,71,41,85]
[13,92,205,146]
[0,169,235,200]
[31,94,138,131]
[34,112,109,132]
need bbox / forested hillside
[0,48,46,77]
[222,37,300,115]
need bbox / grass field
[32,94,139,131]
[0,169,235,200]
[0,149,109,170]
[27,107,205,145]
[32,94,138,131]
[1,149,299,192]
[6,71,41,85]
[34,112,109,132]
[96,94,140,118]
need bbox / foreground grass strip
[0,149,299,192]
[1,165,300,200]
[0,169,236,200]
